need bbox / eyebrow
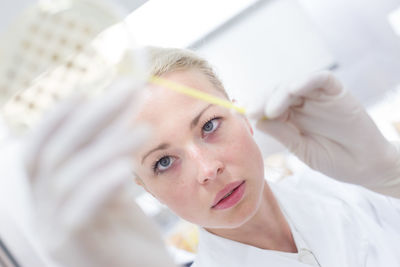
[190,104,213,129]
[141,143,170,164]
[141,104,214,165]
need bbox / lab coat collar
[194,179,369,267]
[196,227,312,267]
[270,181,369,267]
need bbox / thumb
[256,116,304,151]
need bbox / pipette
[149,76,246,114]
[149,75,268,121]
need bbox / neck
[205,181,297,253]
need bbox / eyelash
[152,153,169,173]
[151,115,222,174]
[202,115,221,131]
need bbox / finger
[256,115,305,152]
[41,125,149,198]
[39,159,134,247]
[58,159,134,231]
[264,71,343,119]
[290,101,345,137]
[289,71,343,99]
[245,97,268,121]
[23,95,84,181]
[264,83,304,119]
[89,91,148,146]
[39,83,145,175]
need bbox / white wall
[126,0,259,48]
[298,0,400,105]
[192,0,336,156]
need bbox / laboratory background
[1,0,400,266]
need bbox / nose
[189,146,224,184]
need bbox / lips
[212,181,245,209]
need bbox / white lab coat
[192,168,400,267]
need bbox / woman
[132,47,400,266]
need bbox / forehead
[136,69,227,124]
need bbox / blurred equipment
[0,0,146,133]
[167,221,199,254]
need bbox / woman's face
[134,69,265,229]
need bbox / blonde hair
[145,46,229,98]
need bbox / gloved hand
[23,81,177,267]
[250,71,400,198]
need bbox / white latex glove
[23,82,177,267]
[250,71,400,198]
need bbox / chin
[210,189,264,229]
[238,192,263,225]
[233,179,265,225]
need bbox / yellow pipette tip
[149,76,247,115]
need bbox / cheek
[137,161,200,214]
[159,186,205,223]
[223,124,263,167]
[152,180,195,209]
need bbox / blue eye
[154,156,175,173]
[202,118,220,134]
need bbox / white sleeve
[362,189,400,234]
[370,141,400,199]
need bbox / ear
[244,116,254,135]
[133,173,147,188]
[232,98,254,136]
[134,176,145,187]
[134,175,161,201]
